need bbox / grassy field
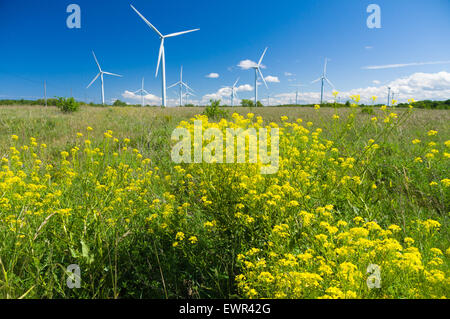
[0,105,448,299]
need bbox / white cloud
[372,80,381,85]
[237,59,266,70]
[238,59,258,70]
[201,84,254,104]
[362,60,450,70]
[264,76,280,83]
[365,46,373,50]
[121,90,161,105]
[284,72,294,76]
[236,84,253,92]
[205,73,219,79]
[265,71,450,105]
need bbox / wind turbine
[387,86,392,106]
[168,66,194,107]
[290,83,305,105]
[251,48,269,106]
[223,77,240,107]
[130,5,199,108]
[184,91,195,105]
[133,77,150,107]
[312,58,334,105]
[87,51,122,106]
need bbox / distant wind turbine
[133,77,150,107]
[87,51,122,106]
[312,58,334,105]
[251,48,269,106]
[168,66,194,107]
[184,91,195,105]
[223,77,240,106]
[387,86,392,106]
[130,4,199,108]
[290,83,305,105]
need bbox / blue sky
[0,0,449,105]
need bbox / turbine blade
[142,90,150,95]
[325,77,335,88]
[156,39,164,77]
[258,47,268,66]
[165,28,200,38]
[324,58,328,75]
[92,51,101,71]
[87,73,100,88]
[130,5,163,38]
[311,77,321,84]
[183,82,194,92]
[258,69,268,89]
[168,81,180,89]
[233,77,240,87]
[103,72,122,77]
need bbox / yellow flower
[188,236,198,244]
[175,232,185,241]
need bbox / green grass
[0,105,448,299]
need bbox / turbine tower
[131,5,199,108]
[134,77,150,107]
[87,51,122,106]
[312,58,334,105]
[230,77,240,107]
[251,48,269,106]
[184,91,195,105]
[290,83,305,105]
[168,66,194,107]
[387,86,392,107]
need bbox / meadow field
[0,104,448,299]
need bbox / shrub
[203,99,228,119]
[361,107,375,115]
[241,99,255,107]
[113,99,128,107]
[56,97,80,113]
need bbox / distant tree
[241,99,254,107]
[56,97,80,113]
[113,100,127,107]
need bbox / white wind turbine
[312,58,334,105]
[251,48,269,106]
[184,91,196,105]
[133,77,150,107]
[290,83,305,105]
[222,78,240,106]
[87,51,122,105]
[230,77,240,107]
[130,5,199,108]
[168,66,194,107]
